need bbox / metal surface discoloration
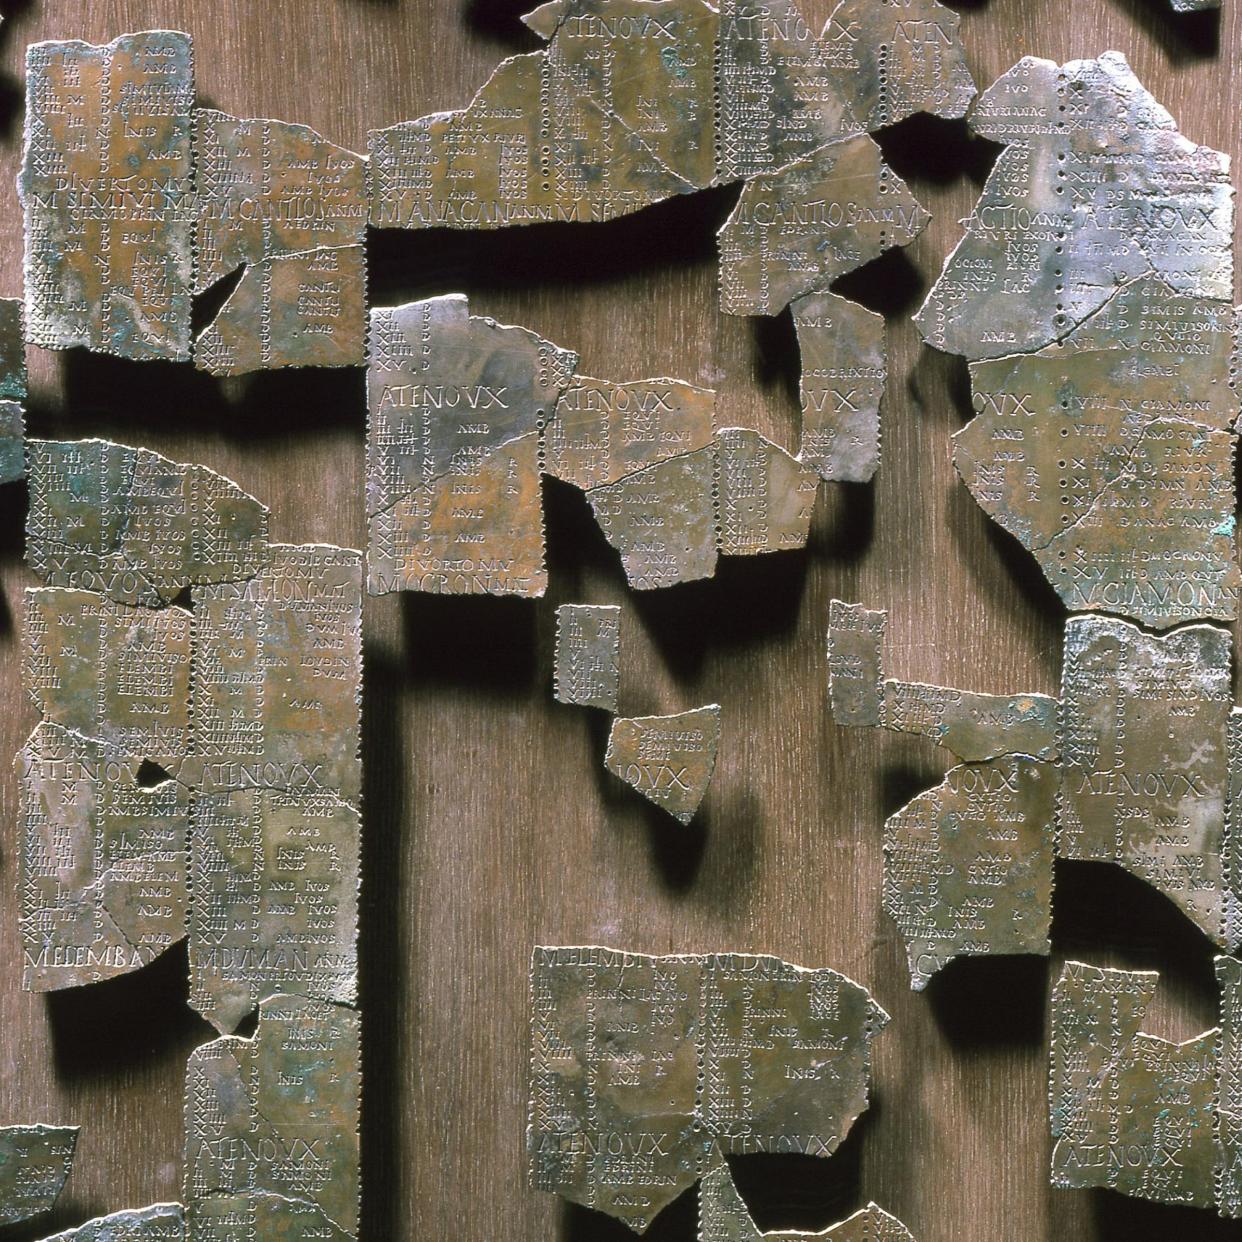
[37,1204,185,1241]
[0,298,25,485]
[19,721,189,991]
[189,544,362,1033]
[185,994,359,1239]
[366,295,577,597]
[827,599,1059,761]
[716,428,817,556]
[916,52,1233,360]
[1059,615,1234,947]
[545,376,716,491]
[554,604,621,712]
[529,946,889,1233]
[0,1125,78,1229]
[699,1164,915,1242]
[791,292,884,483]
[885,756,1056,990]
[194,111,368,374]
[603,704,721,823]
[959,277,1238,628]
[1050,960,1220,1212]
[588,446,718,590]
[26,440,270,608]
[21,32,195,361]
[718,134,930,316]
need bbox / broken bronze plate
[700,1164,915,1242]
[716,428,817,557]
[1059,614,1232,947]
[26,440,270,608]
[554,604,621,712]
[529,946,888,1233]
[367,295,577,597]
[21,32,195,361]
[0,298,25,485]
[0,1125,78,1228]
[37,1204,184,1241]
[185,994,359,1240]
[1050,959,1232,1214]
[604,704,721,823]
[885,756,1056,990]
[194,111,368,374]
[19,721,189,992]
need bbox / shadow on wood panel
[367,184,735,308]
[359,641,411,1241]
[45,941,213,1081]
[1107,0,1220,60]
[465,0,545,49]
[926,952,1049,1048]
[874,113,1000,191]
[1090,1185,1242,1239]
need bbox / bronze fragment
[791,292,884,483]
[716,428,817,556]
[545,376,716,491]
[529,946,888,1232]
[718,134,929,316]
[827,599,1059,762]
[885,756,1056,989]
[604,705,721,823]
[588,446,718,590]
[194,112,368,374]
[19,722,189,991]
[1059,615,1233,946]
[367,296,576,597]
[26,440,270,608]
[37,1204,184,1242]
[185,995,359,1241]
[1050,960,1225,1213]
[0,298,25,485]
[0,1125,78,1229]
[554,604,621,712]
[700,1164,915,1242]
[916,52,1232,360]
[21,32,195,361]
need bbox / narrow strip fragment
[0,1125,78,1228]
[529,946,888,1233]
[885,757,1055,990]
[185,995,359,1240]
[0,298,25,484]
[21,32,195,361]
[366,296,577,597]
[700,1164,915,1241]
[792,292,884,483]
[554,604,621,712]
[604,705,720,823]
[26,440,270,608]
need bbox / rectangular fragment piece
[791,292,884,483]
[827,600,886,728]
[1059,615,1231,945]
[0,1125,78,1228]
[366,295,577,597]
[189,544,362,1033]
[24,587,191,767]
[0,298,25,485]
[185,994,359,1240]
[554,604,621,712]
[19,722,189,991]
[26,440,270,607]
[529,946,887,1233]
[882,681,1059,763]
[21,32,195,360]
[1218,955,1242,1217]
